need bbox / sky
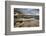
[14,8,39,15]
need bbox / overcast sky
[14,8,39,15]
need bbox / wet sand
[14,18,39,27]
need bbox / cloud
[15,8,39,15]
